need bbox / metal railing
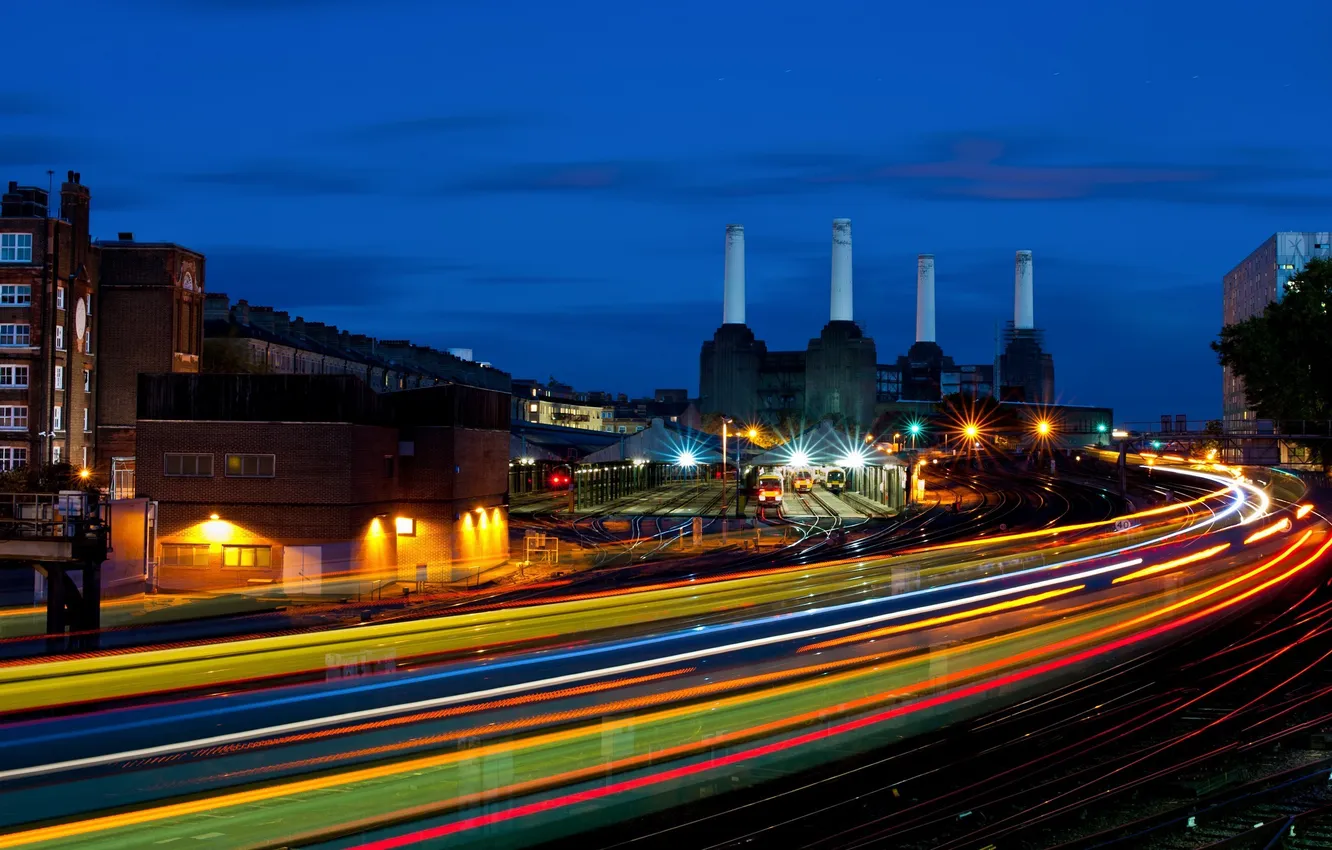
[0,492,105,542]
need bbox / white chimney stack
[830,218,853,322]
[1014,250,1034,330]
[722,224,745,325]
[916,254,936,343]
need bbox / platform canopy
[510,420,623,460]
[509,432,561,461]
[751,420,900,469]
[581,418,727,465]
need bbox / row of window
[0,445,87,469]
[161,543,272,568]
[0,234,32,263]
[0,404,91,432]
[0,366,93,389]
[164,453,276,478]
[0,285,82,310]
[0,323,92,352]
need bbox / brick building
[203,293,508,393]
[0,173,98,473]
[97,235,205,493]
[136,373,509,592]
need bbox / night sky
[6,0,1331,424]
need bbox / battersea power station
[699,220,878,428]
[698,220,1056,429]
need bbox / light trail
[0,465,1249,779]
[0,461,1308,850]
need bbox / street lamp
[721,419,730,526]
[907,420,923,451]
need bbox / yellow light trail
[799,585,1085,653]
[1112,544,1231,584]
[1245,518,1292,545]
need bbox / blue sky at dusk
[6,0,1331,423]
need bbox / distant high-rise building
[1222,233,1332,427]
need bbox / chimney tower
[723,224,745,325]
[916,254,936,343]
[830,218,853,322]
[1014,250,1035,329]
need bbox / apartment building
[0,173,98,473]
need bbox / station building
[136,374,510,593]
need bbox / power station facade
[699,220,877,428]
[699,225,1056,428]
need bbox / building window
[604,426,613,432]
[617,425,627,433]
[0,285,31,306]
[0,447,27,470]
[84,328,91,354]
[81,445,86,467]
[225,453,275,478]
[82,407,89,432]
[222,545,272,568]
[0,325,30,347]
[83,369,90,391]
[0,365,28,387]
[529,402,539,413]
[55,326,64,351]
[0,406,27,429]
[56,286,65,310]
[0,233,33,263]
[164,453,214,477]
[54,366,63,390]
[52,445,61,463]
[161,543,210,567]
[52,405,62,431]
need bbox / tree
[1213,257,1332,470]
[203,339,271,374]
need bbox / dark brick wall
[96,245,203,471]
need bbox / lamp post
[736,426,745,518]
[719,421,729,532]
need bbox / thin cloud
[452,161,671,195]
[204,247,468,309]
[0,94,47,117]
[178,162,379,196]
[339,113,529,142]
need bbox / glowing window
[222,545,271,568]
[395,517,416,536]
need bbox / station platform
[511,480,894,519]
